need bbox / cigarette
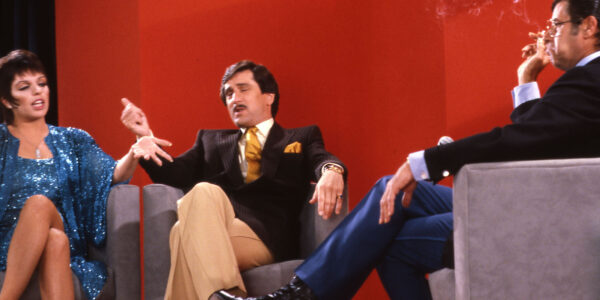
[529,30,546,41]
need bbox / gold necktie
[245,127,262,183]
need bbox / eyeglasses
[545,19,579,38]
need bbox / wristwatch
[321,163,344,175]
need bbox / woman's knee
[22,195,57,213]
[23,194,53,209]
[21,195,61,226]
[45,228,70,258]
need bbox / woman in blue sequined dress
[0,50,145,300]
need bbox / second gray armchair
[142,183,348,300]
[429,158,600,300]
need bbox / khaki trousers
[164,183,274,300]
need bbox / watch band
[322,163,344,175]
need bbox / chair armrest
[453,158,600,300]
[105,184,141,300]
[143,184,184,300]
[299,184,349,257]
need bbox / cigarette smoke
[430,0,539,28]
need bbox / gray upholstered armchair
[142,183,348,300]
[0,184,141,300]
[429,158,600,300]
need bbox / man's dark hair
[0,50,46,124]
[552,0,600,46]
[219,60,279,118]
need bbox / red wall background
[54,0,560,298]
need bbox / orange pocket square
[284,142,302,153]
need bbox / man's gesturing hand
[379,161,417,224]
[121,98,152,137]
[310,170,344,220]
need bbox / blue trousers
[296,176,453,300]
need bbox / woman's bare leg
[0,195,73,300]
[39,228,74,300]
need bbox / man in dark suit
[220,0,600,299]
[121,61,346,300]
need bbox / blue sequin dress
[0,124,116,300]
[0,157,60,267]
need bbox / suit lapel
[261,123,290,179]
[218,130,245,186]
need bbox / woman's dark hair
[552,0,600,45]
[0,50,46,124]
[219,60,280,118]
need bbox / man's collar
[576,50,600,67]
[240,118,274,137]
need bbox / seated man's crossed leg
[165,182,274,300]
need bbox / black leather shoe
[257,275,316,300]
[210,290,245,300]
[211,276,316,300]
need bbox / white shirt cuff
[511,82,540,108]
[407,150,429,181]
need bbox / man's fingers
[309,191,318,204]
[322,188,332,219]
[379,191,389,224]
[401,181,418,208]
[156,148,174,162]
[521,44,536,58]
[132,148,145,160]
[121,98,144,122]
[335,193,343,214]
[380,198,389,224]
[153,138,173,147]
[121,98,132,107]
[521,44,534,52]
[150,153,163,166]
[386,192,395,223]
[121,107,133,121]
[137,110,147,122]
[528,31,543,40]
[313,187,323,215]
[401,190,413,208]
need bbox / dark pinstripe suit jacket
[424,56,600,182]
[140,122,345,261]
